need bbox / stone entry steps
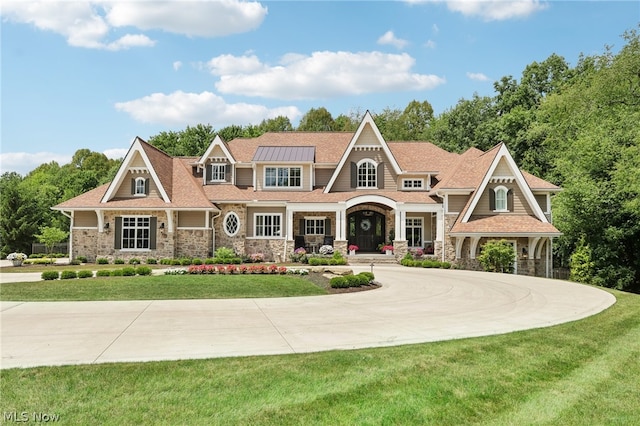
[347,254,398,264]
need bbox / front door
[348,211,385,252]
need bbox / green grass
[2,289,639,425]
[0,274,327,301]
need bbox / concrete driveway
[0,265,615,369]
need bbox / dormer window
[265,167,301,188]
[207,164,226,182]
[132,177,149,197]
[490,185,513,212]
[357,159,377,188]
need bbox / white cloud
[432,23,440,34]
[103,148,128,160]
[424,40,437,49]
[407,0,547,21]
[466,72,490,81]
[104,1,267,37]
[210,51,445,100]
[377,31,409,49]
[114,91,302,127]
[0,152,72,176]
[1,0,267,50]
[173,61,183,71]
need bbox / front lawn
[0,274,328,301]
[1,289,638,424]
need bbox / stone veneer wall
[72,210,177,263]
[175,229,211,259]
[214,204,247,256]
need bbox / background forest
[2,28,638,292]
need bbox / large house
[54,112,561,277]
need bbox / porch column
[286,207,294,240]
[436,209,444,241]
[336,205,346,240]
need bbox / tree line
[2,26,638,291]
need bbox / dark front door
[348,211,385,252]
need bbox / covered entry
[348,210,385,252]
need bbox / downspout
[211,208,221,255]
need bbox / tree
[0,172,39,255]
[35,226,69,261]
[148,124,216,156]
[399,100,434,140]
[297,107,335,131]
[478,240,516,273]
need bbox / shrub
[70,259,82,265]
[171,259,183,266]
[180,258,192,266]
[344,274,363,287]
[308,257,323,266]
[191,258,203,265]
[478,240,515,273]
[204,258,216,265]
[60,270,77,280]
[97,258,109,264]
[41,271,59,280]
[214,247,235,260]
[135,266,153,276]
[329,276,348,288]
[110,269,124,276]
[128,258,141,265]
[146,258,157,265]
[76,256,88,263]
[114,258,125,264]
[160,258,174,265]
[121,267,136,276]
[77,270,94,279]
[359,271,375,283]
[96,270,112,277]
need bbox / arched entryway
[347,210,386,253]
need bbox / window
[208,164,226,182]
[357,160,377,188]
[254,213,282,237]
[122,217,150,250]
[223,212,240,237]
[305,218,325,235]
[402,179,424,190]
[406,217,423,248]
[265,167,301,188]
[133,177,148,196]
[494,186,508,211]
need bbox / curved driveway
[1,266,615,369]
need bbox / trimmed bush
[329,276,348,288]
[70,259,82,266]
[97,258,109,264]
[114,258,125,264]
[41,271,59,281]
[344,274,363,287]
[359,271,375,283]
[121,267,136,276]
[135,266,153,276]
[76,256,88,263]
[128,258,141,265]
[96,270,112,277]
[146,258,157,265]
[77,270,94,279]
[60,270,78,280]
[110,269,124,277]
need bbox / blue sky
[1,1,638,175]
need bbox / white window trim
[356,158,378,189]
[253,213,283,239]
[121,215,152,251]
[405,217,424,248]
[263,166,303,189]
[305,217,325,235]
[402,178,424,190]
[209,164,226,182]
[223,211,240,237]
[494,185,509,212]
[134,177,147,197]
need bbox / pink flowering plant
[348,245,359,252]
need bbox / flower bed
[185,264,289,275]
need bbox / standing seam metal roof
[252,146,315,162]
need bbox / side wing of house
[444,143,561,276]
